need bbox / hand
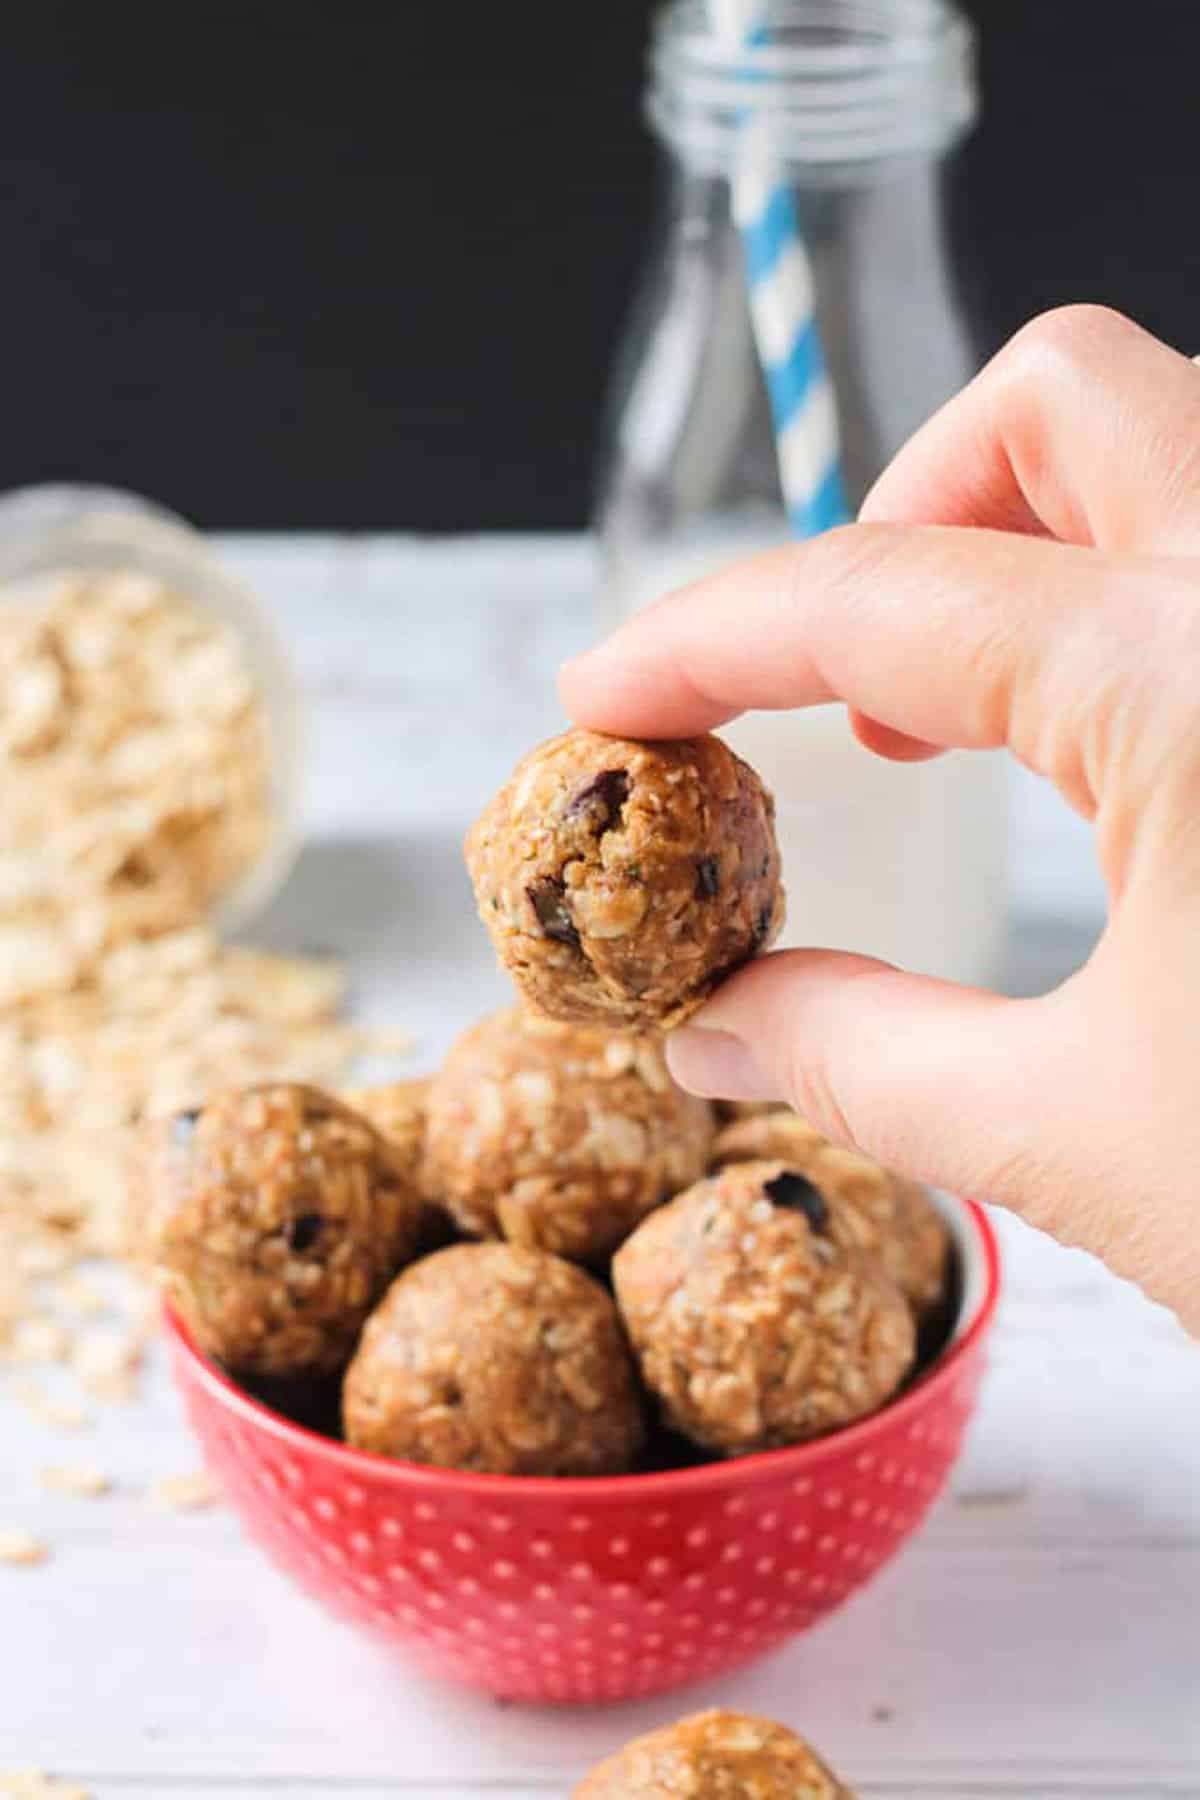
[561,306,1200,1332]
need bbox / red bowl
[165,1192,999,1705]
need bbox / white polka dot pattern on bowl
[170,1312,987,1705]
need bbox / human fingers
[561,522,1157,820]
[862,305,1200,553]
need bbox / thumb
[667,949,1087,1209]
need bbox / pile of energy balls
[136,729,952,1481]
[134,728,952,1793]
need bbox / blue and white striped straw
[710,0,848,538]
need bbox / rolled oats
[2,1319,72,1365]
[0,570,381,1331]
[0,1530,49,1568]
[0,1775,90,1799]
[38,1465,110,1498]
[1,570,413,1473]
[148,1470,221,1512]
[9,1383,89,1432]
[71,1332,142,1404]
[48,1276,108,1317]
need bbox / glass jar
[596,0,1008,988]
[0,484,299,929]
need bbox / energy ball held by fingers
[712,1110,950,1318]
[466,729,784,1031]
[140,1084,423,1379]
[342,1244,645,1477]
[614,1160,915,1456]
[574,1709,855,1799]
[424,1008,714,1264]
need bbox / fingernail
[666,1026,779,1103]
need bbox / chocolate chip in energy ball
[527,876,581,949]
[567,768,630,834]
[763,1170,829,1234]
[694,856,720,900]
[283,1213,324,1254]
[712,1112,952,1320]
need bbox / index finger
[559,522,1133,781]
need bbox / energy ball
[613,1160,915,1455]
[342,1243,645,1476]
[574,1710,854,1799]
[338,1077,432,1195]
[712,1111,951,1318]
[712,1107,826,1165]
[140,1083,423,1379]
[465,729,784,1031]
[424,1007,714,1264]
[340,1076,457,1252]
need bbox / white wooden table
[3,537,1197,1799]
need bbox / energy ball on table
[574,1709,855,1799]
[343,1243,645,1476]
[712,1111,951,1318]
[466,729,784,1031]
[424,1007,714,1264]
[614,1160,915,1456]
[140,1084,423,1379]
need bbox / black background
[2,2,1196,529]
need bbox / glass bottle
[0,483,299,928]
[596,0,1008,987]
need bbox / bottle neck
[647,0,976,186]
[610,152,973,527]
